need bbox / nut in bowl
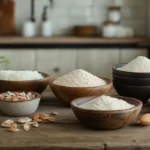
[0,91,41,117]
[71,96,142,130]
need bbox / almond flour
[53,69,106,87]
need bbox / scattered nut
[8,128,19,132]
[23,123,30,131]
[39,114,49,120]
[51,112,58,116]
[11,123,17,128]
[43,117,55,122]
[32,114,40,121]
[138,113,150,126]
[1,119,14,128]
[17,117,32,124]
[32,121,39,128]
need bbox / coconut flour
[118,56,150,72]
[53,69,106,87]
[79,95,134,110]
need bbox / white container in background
[102,21,116,38]
[22,21,36,37]
[41,20,53,37]
[108,6,121,23]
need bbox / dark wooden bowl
[113,64,150,78]
[113,82,150,103]
[71,96,142,130]
[0,72,49,94]
[113,74,150,86]
[49,77,112,105]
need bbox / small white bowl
[0,92,41,117]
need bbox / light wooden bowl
[49,77,112,105]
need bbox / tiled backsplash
[14,0,148,36]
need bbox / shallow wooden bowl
[0,72,49,94]
[49,77,112,105]
[71,96,142,130]
[113,82,150,103]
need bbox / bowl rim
[49,77,112,89]
[0,91,41,103]
[0,72,50,82]
[71,95,142,113]
[113,63,150,74]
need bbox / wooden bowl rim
[0,91,41,103]
[0,72,49,82]
[49,77,112,89]
[71,96,142,113]
[113,63,150,75]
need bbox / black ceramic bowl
[113,64,150,78]
[113,82,150,103]
[113,74,150,86]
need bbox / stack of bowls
[113,64,150,103]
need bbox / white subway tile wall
[14,0,148,36]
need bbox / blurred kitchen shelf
[0,36,150,49]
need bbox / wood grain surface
[0,89,149,150]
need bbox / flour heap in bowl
[118,56,150,73]
[79,95,134,110]
[0,70,43,81]
[53,69,106,87]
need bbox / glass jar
[108,6,121,23]
[102,20,116,38]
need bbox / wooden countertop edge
[0,36,149,44]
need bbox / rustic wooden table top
[0,89,149,150]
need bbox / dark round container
[113,64,150,78]
[113,74,150,86]
[113,82,150,103]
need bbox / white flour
[53,69,106,87]
[118,56,150,72]
[79,95,134,110]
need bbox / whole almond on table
[43,117,55,122]
[32,114,40,121]
[138,113,150,126]
[51,112,58,116]
[39,114,49,120]
[8,128,19,132]
[1,119,13,128]
[23,123,30,131]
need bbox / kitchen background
[0,0,149,78]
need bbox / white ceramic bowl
[0,92,41,116]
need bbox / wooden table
[0,89,149,150]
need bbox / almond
[11,123,17,128]
[43,117,55,122]
[51,112,58,116]
[138,113,150,126]
[1,119,14,128]
[39,114,49,120]
[32,114,40,121]
[17,117,32,124]
[8,128,19,132]
[23,123,30,131]
[32,121,39,128]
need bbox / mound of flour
[118,56,150,72]
[79,95,134,110]
[53,69,106,87]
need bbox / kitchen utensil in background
[0,0,15,36]
[22,0,36,37]
[41,6,52,37]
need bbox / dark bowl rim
[113,81,150,87]
[0,72,50,82]
[71,95,142,113]
[113,63,150,75]
[0,91,41,103]
[49,77,112,89]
